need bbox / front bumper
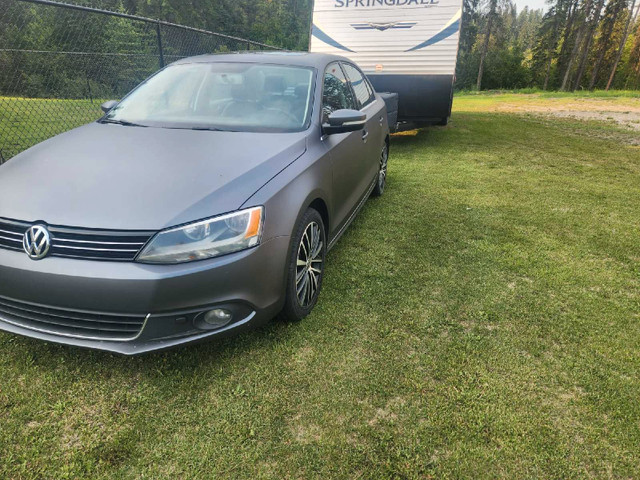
[0,236,289,354]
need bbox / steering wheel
[221,100,264,117]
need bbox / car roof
[171,51,353,69]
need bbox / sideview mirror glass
[323,109,366,135]
[101,100,119,114]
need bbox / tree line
[56,0,640,90]
[457,0,640,90]
[1,0,639,95]
[54,0,314,51]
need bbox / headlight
[136,206,263,264]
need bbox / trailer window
[342,63,374,109]
[322,62,357,123]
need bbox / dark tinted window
[364,76,374,98]
[342,63,374,108]
[322,62,356,123]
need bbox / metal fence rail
[0,0,281,161]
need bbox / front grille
[0,295,147,340]
[0,218,155,261]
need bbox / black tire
[281,208,326,322]
[436,117,449,126]
[371,142,388,197]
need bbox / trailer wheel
[437,117,449,126]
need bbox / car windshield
[103,62,315,132]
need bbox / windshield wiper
[100,118,147,127]
[189,126,228,132]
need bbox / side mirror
[101,100,119,113]
[323,109,366,135]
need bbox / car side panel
[241,61,389,256]
[239,131,333,274]
[361,97,387,181]
[322,129,370,232]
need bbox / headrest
[231,84,248,100]
[294,84,308,99]
[264,76,286,94]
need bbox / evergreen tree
[589,0,626,88]
[572,0,606,89]
[477,0,499,89]
[606,0,637,88]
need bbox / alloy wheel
[295,221,323,307]
[378,144,388,193]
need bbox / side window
[322,62,357,123]
[364,77,374,99]
[341,63,374,109]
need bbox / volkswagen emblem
[23,225,51,260]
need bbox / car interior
[109,63,314,131]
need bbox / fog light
[203,308,233,328]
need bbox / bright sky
[513,0,548,12]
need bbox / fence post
[85,77,93,104]
[156,22,165,68]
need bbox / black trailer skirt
[368,74,454,124]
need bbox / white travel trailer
[309,0,462,128]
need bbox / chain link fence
[0,0,281,161]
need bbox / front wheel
[281,208,326,322]
[371,142,388,197]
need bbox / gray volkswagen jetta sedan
[0,52,389,354]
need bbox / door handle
[362,130,369,142]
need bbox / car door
[341,62,385,185]
[321,62,369,234]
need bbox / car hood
[0,123,307,230]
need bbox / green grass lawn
[1,94,639,478]
[0,97,104,161]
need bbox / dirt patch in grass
[455,94,640,133]
[542,110,640,131]
[488,98,640,115]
